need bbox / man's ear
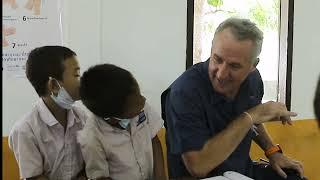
[253,58,260,67]
[250,58,259,72]
[47,77,59,95]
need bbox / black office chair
[161,88,170,129]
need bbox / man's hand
[268,152,304,179]
[248,101,297,125]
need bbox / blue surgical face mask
[50,77,75,109]
[104,117,131,129]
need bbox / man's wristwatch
[265,144,283,157]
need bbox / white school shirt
[9,99,87,180]
[78,102,164,180]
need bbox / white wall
[3,76,39,136]
[62,0,102,71]
[3,0,102,136]
[100,0,187,117]
[2,0,186,136]
[291,0,320,119]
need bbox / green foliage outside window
[206,0,279,31]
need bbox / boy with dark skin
[78,64,166,180]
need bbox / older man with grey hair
[163,18,305,180]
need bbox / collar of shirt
[37,99,80,128]
[95,111,145,135]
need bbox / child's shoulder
[143,101,162,122]
[143,101,153,115]
[77,119,100,146]
[10,106,39,137]
[72,102,93,123]
[77,114,102,140]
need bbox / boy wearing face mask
[8,46,88,180]
[78,64,166,180]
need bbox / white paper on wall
[3,0,63,78]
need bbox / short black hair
[314,76,320,122]
[26,46,76,96]
[80,64,138,118]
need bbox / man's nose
[216,63,229,80]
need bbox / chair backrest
[157,128,169,179]
[161,88,171,129]
[160,88,171,179]
[3,136,20,180]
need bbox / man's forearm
[253,124,275,151]
[182,113,253,177]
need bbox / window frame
[186,0,294,110]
